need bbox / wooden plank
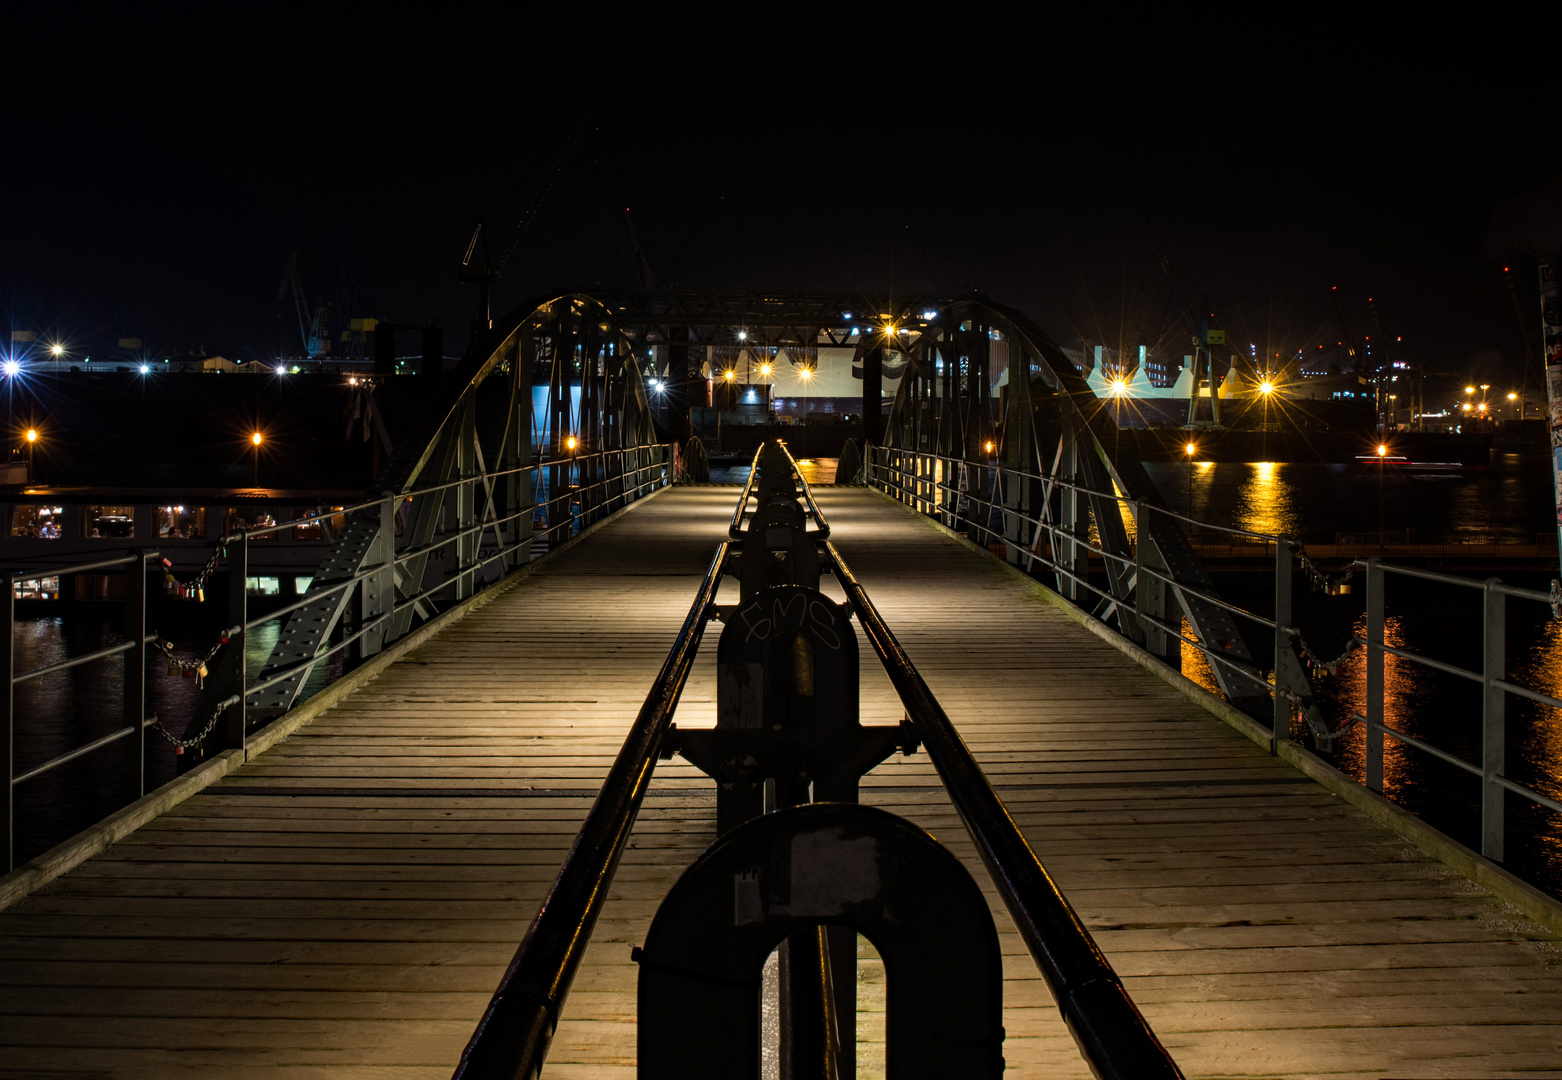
[0,486,1557,1079]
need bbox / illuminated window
[225,507,278,538]
[11,505,66,538]
[156,505,205,539]
[245,576,282,595]
[294,575,314,594]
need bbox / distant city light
[1259,381,1273,394]
[758,363,771,376]
[1185,442,1195,456]
[1110,378,1126,394]
[565,436,578,451]
[651,379,664,391]
[921,310,937,320]
[49,343,64,357]
[800,367,813,380]
[736,330,747,341]
[276,365,287,375]
[138,364,150,374]
[842,312,852,319]
[2,360,19,377]
[251,432,264,446]
[26,429,38,443]
[722,370,735,381]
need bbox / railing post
[3,573,13,872]
[123,552,148,797]
[1365,558,1384,792]
[1482,578,1506,861]
[1272,535,1292,755]
[225,534,249,753]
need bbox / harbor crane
[278,251,328,360]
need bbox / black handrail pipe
[728,443,765,538]
[452,540,730,1080]
[823,541,1184,1080]
[774,440,830,539]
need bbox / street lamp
[1185,441,1196,518]
[1376,443,1388,542]
[799,365,812,421]
[250,431,264,484]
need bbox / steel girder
[880,297,1278,717]
[249,292,660,717]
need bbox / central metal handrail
[727,443,766,538]
[822,540,1183,1080]
[452,540,729,1080]
[776,440,831,539]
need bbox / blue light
[2,360,19,377]
[921,310,937,320]
[842,312,852,319]
[138,364,151,374]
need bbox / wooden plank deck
[1,485,1559,1078]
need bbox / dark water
[11,607,338,864]
[1137,454,1562,898]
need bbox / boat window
[224,508,278,539]
[290,507,345,541]
[245,576,282,595]
[293,575,314,594]
[13,576,61,599]
[82,506,135,539]
[156,505,206,540]
[11,505,66,538]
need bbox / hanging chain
[159,544,226,601]
[146,625,242,749]
[1296,547,1355,595]
[149,694,241,750]
[1288,626,1359,679]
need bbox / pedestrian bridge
[3,479,1560,1078]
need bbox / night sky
[4,6,1559,391]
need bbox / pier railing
[1350,561,1562,861]
[866,445,1562,869]
[2,443,671,872]
[3,552,157,871]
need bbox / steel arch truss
[876,297,1318,725]
[247,293,670,718]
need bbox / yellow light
[1508,392,1517,400]
[1259,381,1273,394]
[250,432,263,446]
[1110,378,1125,393]
[723,370,734,381]
[1480,383,1490,391]
[49,344,63,357]
[759,363,771,376]
[348,376,358,386]
[800,367,812,379]
[1478,403,1486,412]
[1377,444,1387,457]
[26,429,38,443]
[1465,386,1475,394]
[1185,442,1195,456]
[565,436,578,451]
[984,440,994,453]
[1462,403,1472,411]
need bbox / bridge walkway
[1,486,1559,1078]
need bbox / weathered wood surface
[1,486,1559,1079]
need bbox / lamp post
[25,427,37,477]
[1185,441,1196,519]
[250,431,264,485]
[1376,442,1388,545]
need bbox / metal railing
[456,446,1182,1079]
[2,443,672,872]
[4,551,157,870]
[1349,561,1562,861]
[825,543,1182,1079]
[452,540,728,1079]
[867,445,1562,869]
[871,447,1287,727]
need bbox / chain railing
[2,442,672,872]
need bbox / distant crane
[460,111,593,331]
[279,251,329,360]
